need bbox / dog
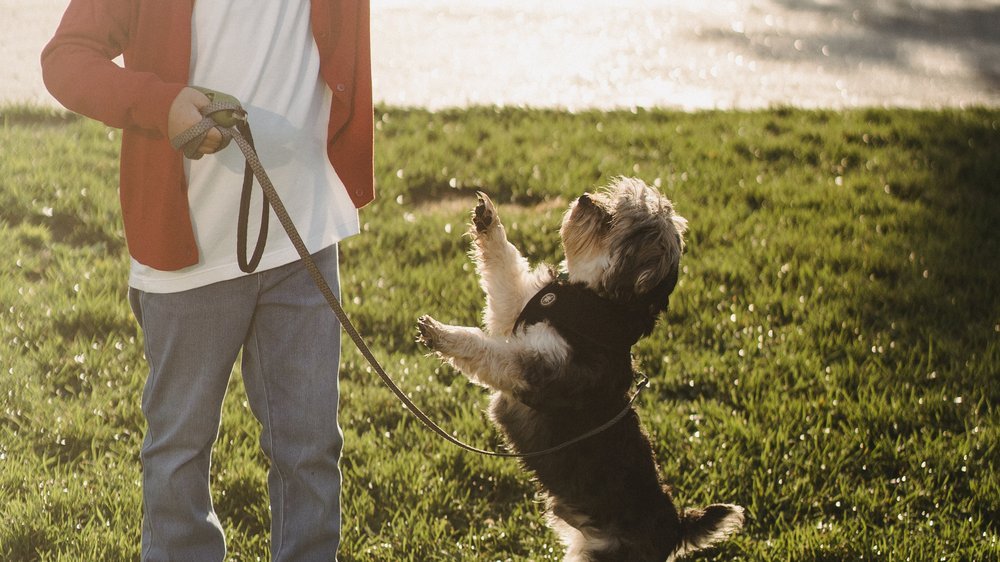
[417,177,744,561]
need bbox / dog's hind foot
[676,503,745,557]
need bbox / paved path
[3,0,998,110]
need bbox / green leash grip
[192,86,246,128]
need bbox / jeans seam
[135,289,157,562]
[248,275,290,559]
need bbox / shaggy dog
[417,177,744,561]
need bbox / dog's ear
[605,225,681,301]
[634,257,677,296]
[634,213,686,296]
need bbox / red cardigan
[42,0,374,271]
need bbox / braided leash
[171,96,647,458]
[170,97,267,272]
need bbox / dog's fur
[417,177,744,561]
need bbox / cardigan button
[336,83,346,92]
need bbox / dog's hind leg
[673,504,745,559]
[551,517,619,562]
[471,192,553,335]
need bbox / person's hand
[167,87,224,155]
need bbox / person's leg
[240,245,344,561]
[129,278,257,562]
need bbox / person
[41,1,374,560]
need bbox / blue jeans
[129,245,343,562]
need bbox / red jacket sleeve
[40,0,185,137]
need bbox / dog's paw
[416,315,442,350]
[473,191,498,233]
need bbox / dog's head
[560,177,687,308]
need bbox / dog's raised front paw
[473,191,497,233]
[416,315,441,350]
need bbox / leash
[169,88,267,272]
[170,90,648,459]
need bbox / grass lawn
[1,104,998,561]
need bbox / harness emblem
[540,293,557,306]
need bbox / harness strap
[170,99,647,458]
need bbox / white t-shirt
[129,0,360,293]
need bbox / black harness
[513,265,679,350]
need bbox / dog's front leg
[472,193,553,335]
[417,314,526,393]
[418,315,566,394]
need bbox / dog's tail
[674,503,745,558]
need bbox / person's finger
[168,87,213,141]
[199,127,224,153]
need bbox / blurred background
[3,0,999,110]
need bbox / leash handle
[168,89,267,272]
[171,109,648,459]
[232,122,268,273]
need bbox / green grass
[1,104,998,561]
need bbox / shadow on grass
[850,109,999,393]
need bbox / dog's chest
[513,281,645,351]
